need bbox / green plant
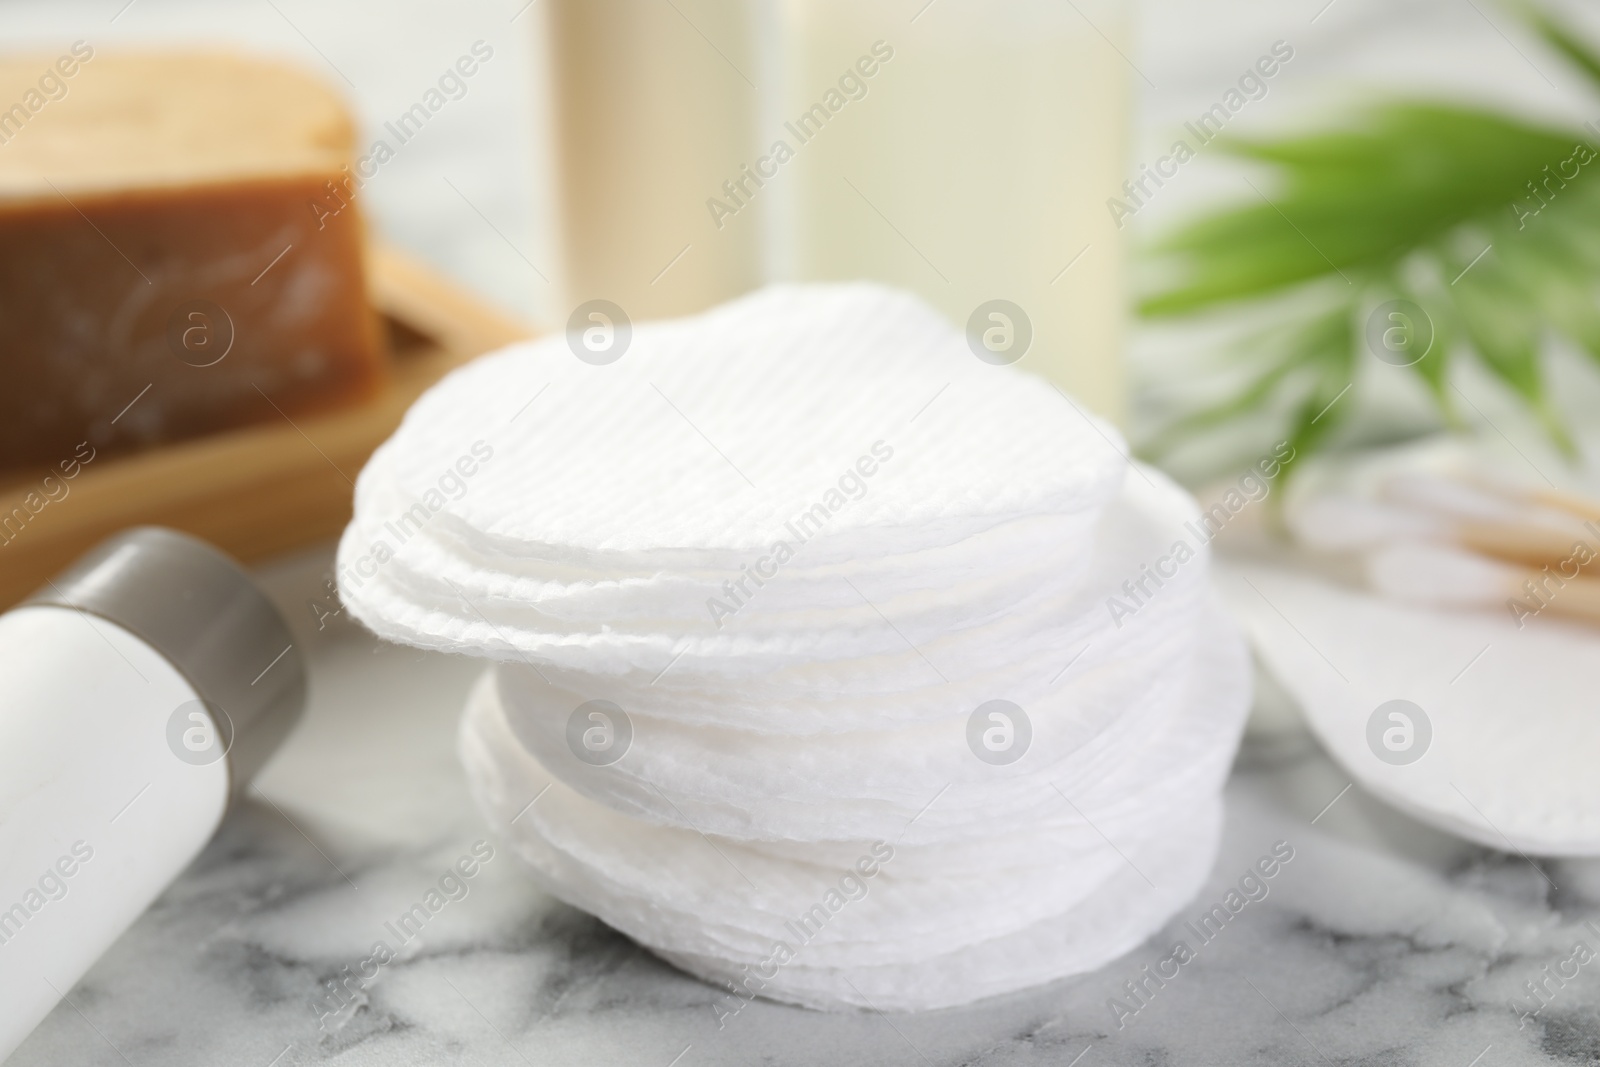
[1138,5,1600,484]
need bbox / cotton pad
[1219,559,1600,855]
[484,469,1214,744]
[338,282,1252,1011]
[466,597,1246,845]
[340,453,1213,733]
[351,283,1125,559]
[660,801,1223,1013]
[459,637,1241,994]
[462,665,1230,1009]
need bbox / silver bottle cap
[24,526,306,796]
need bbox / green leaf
[1142,302,1350,458]
[1274,311,1357,490]
[1519,2,1600,94]
[1141,104,1581,317]
[1499,214,1600,360]
[1136,2,1600,481]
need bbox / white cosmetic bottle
[0,527,305,1060]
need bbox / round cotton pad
[659,800,1222,1013]
[1221,560,1600,855]
[336,284,1129,656]
[351,283,1124,552]
[462,664,1230,1010]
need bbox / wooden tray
[0,244,534,608]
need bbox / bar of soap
[0,49,384,468]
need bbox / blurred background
[6,0,1600,487]
[8,0,1600,555]
[0,0,553,324]
[4,0,1595,323]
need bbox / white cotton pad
[1218,560,1600,856]
[338,281,1252,1012]
[481,469,1213,742]
[459,664,1231,1003]
[461,671,1224,1010]
[335,283,1127,654]
[489,603,1246,845]
[347,454,1098,630]
[658,798,1222,1012]
[457,609,1247,1005]
[344,282,1125,555]
[460,674,1147,967]
[490,648,1193,844]
[340,458,1212,734]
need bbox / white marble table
[12,547,1600,1066]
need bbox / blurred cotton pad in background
[1222,439,1600,856]
[337,283,1251,1010]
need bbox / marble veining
[9,552,1600,1066]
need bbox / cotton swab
[1364,542,1600,626]
[1460,473,1600,527]
[1291,493,1592,568]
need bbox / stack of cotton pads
[337,283,1251,1011]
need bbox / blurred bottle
[542,0,763,320]
[770,0,1130,420]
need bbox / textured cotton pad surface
[490,602,1246,845]
[1219,560,1600,855]
[347,282,1124,553]
[461,666,1233,1010]
[465,470,1216,777]
[338,282,1252,1012]
[660,802,1223,1013]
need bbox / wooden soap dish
[0,243,534,608]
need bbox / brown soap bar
[0,48,384,470]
